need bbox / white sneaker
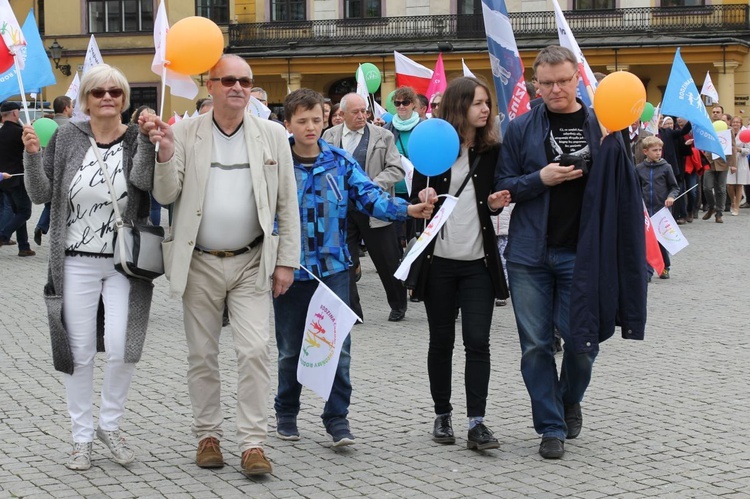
[96,427,135,465]
[66,442,92,470]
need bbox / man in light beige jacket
[145,55,299,477]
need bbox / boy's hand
[408,202,434,219]
[665,197,674,207]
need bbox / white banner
[65,72,80,100]
[247,95,271,119]
[712,129,733,159]
[394,195,458,280]
[651,206,689,256]
[401,156,414,197]
[297,282,359,401]
[700,71,719,102]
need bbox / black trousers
[424,256,495,417]
[347,210,406,319]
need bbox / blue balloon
[381,112,393,124]
[408,119,460,177]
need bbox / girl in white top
[729,116,750,215]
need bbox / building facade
[13,1,750,119]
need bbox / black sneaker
[33,227,42,246]
[539,437,565,459]
[564,403,582,439]
[276,415,300,441]
[467,423,500,450]
[325,418,355,447]
[432,414,455,444]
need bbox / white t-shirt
[65,138,127,254]
[433,148,484,261]
[195,122,261,250]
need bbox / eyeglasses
[90,88,124,99]
[209,76,254,88]
[431,102,440,109]
[537,73,578,90]
[393,100,412,107]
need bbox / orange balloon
[165,17,224,75]
[593,71,646,132]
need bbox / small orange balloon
[593,71,647,132]
[166,17,224,76]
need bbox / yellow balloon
[166,17,224,75]
[593,71,647,132]
[712,120,728,132]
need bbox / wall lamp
[48,40,72,76]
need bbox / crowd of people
[2,45,746,478]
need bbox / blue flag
[661,48,724,160]
[0,9,56,103]
[480,0,530,136]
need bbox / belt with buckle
[195,234,263,258]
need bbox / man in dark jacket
[0,101,34,256]
[495,46,647,460]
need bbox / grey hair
[250,87,267,99]
[78,64,130,116]
[340,92,366,112]
[533,46,578,74]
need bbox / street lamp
[48,40,71,76]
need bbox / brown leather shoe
[18,249,36,257]
[702,208,716,220]
[0,238,17,246]
[241,447,272,476]
[715,214,724,223]
[196,437,224,468]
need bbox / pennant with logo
[247,95,271,119]
[65,72,80,100]
[373,99,386,119]
[700,71,719,103]
[426,53,447,112]
[0,0,27,70]
[394,195,459,281]
[355,64,370,110]
[394,51,432,95]
[650,206,689,256]
[82,35,103,75]
[297,268,359,401]
[462,58,476,78]
[551,0,598,106]
[662,48,725,160]
[643,201,665,275]
[0,9,55,103]
[400,156,415,197]
[480,0,530,136]
[644,102,661,135]
[151,0,198,101]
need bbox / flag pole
[299,265,362,322]
[672,182,699,202]
[155,63,168,153]
[13,55,31,123]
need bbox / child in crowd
[272,88,434,446]
[636,136,680,280]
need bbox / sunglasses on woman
[209,76,254,88]
[90,88,124,99]
[393,99,412,107]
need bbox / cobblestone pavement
[1,204,749,498]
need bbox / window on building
[573,0,616,9]
[88,0,154,33]
[344,0,381,18]
[124,86,158,123]
[196,0,229,24]
[661,0,705,6]
[458,0,481,15]
[271,0,306,21]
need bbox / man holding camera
[495,46,646,459]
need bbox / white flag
[0,0,27,69]
[297,280,359,401]
[551,0,597,106]
[172,111,182,123]
[401,155,415,196]
[461,58,476,78]
[247,95,271,119]
[151,0,198,100]
[650,207,689,256]
[644,102,660,135]
[700,71,719,103]
[355,65,370,110]
[65,72,80,100]
[373,99,387,119]
[82,35,103,75]
[394,195,459,280]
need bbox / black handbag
[399,154,482,290]
[89,136,165,280]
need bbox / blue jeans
[273,271,352,425]
[36,203,51,233]
[0,187,32,250]
[507,248,598,440]
[684,172,699,215]
[150,195,161,226]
